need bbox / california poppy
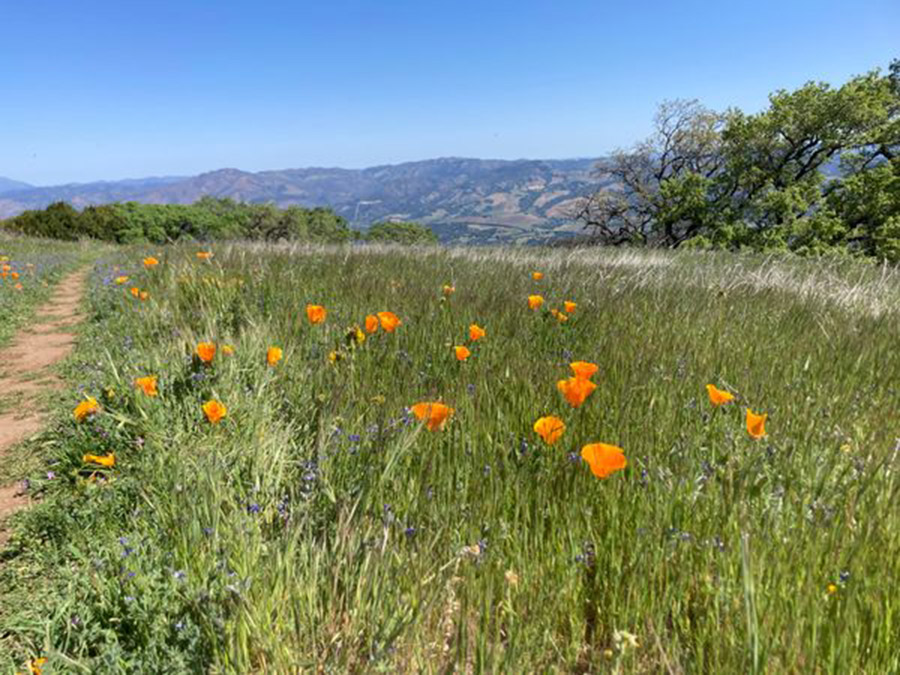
[73,397,100,422]
[143,256,159,268]
[203,399,227,424]
[307,304,327,324]
[533,416,565,445]
[196,251,213,260]
[581,443,627,478]
[557,376,597,408]
[267,346,283,366]
[377,311,401,333]
[14,283,22,291]
[443,285,455,296]
[197,342,216,364]
[746,409,767,439]
[134,375,158,397]
[115,275,129,285]
[83,453,116,468]
[130,287,140,298]
[469,324,486,341]
[706,384,735,406]
[454,345,471,361]
[550,308,569,323]
[411,402,454,431]
[532,272,544,281]
[528,295,544,310]
[11,271,19,279]
[27,656,48,675]
[347,326,366,345]
[139,291,149,301]
[570,361,599,380]
[564,301,577,314]
[365,314,379,333]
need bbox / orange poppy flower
[570,361,599,380]
[27,656,48,675]
[14,283,23,291]
[533,416,565,445]
[0,264,10,272]
[115,275,129,285]
[442,284,455,296]
[528,295,544,310]
[203,399,227,424]
[196,251,213,260]
[746,409,767,439]
[134,375,158,397]
[469,324,486,341]
[550,308,569,323]
[130,287,140,298]
[267,346,283,366]
[196,342,216,364]
[365,314,379,333]
[564,301,577,314]
[454,345,471,361]
[10,271,19,280]
[377,311,401,333]
[410,402,454,431]
[221,344,235,355]
[306,304,327,324]
[557,376,597,408]
[581,443,627,479]
[83,452,116,468]
[706,384,735,406]
[143,256,159,268]
[139,291,149,301]
[532,272,544,281]
[73,396,100,422]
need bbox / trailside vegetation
[576,60,900,261]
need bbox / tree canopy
[576,61,900,261]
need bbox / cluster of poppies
[531,360,627,479]
[0,257,29,291]
[75,258,771,487]
[705,384,768,439]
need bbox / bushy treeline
[576,60,900,261]
[1,198,438,245]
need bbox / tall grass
[1,242,898,672]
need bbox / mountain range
[0,157,610,243]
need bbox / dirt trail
[0,267,89,545]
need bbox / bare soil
[0,267,88,545]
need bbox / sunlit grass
[1,242,898,672]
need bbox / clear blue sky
[1,0,896,185]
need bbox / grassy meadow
[1,241,899,673]
[0,234,98,348]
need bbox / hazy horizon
[2,0,897,185]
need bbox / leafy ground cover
[0,234,98,348]
[1,243,898,672]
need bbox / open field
[0,235,100,348]
[0,242,898,672]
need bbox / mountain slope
[0,158,610,243]
[0,177,32,195]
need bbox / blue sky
[1,0,896,185]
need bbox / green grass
[0,234,102,349]
[1,242,898,672]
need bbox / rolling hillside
[0,158,610,243]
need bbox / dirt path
[0,267,89,545]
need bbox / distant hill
[0,177,32,195]
[0,158,610,243]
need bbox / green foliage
[364,221,439,244]
[1,243,899,672]
[1,198,353,245]
[579,63,900,261]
